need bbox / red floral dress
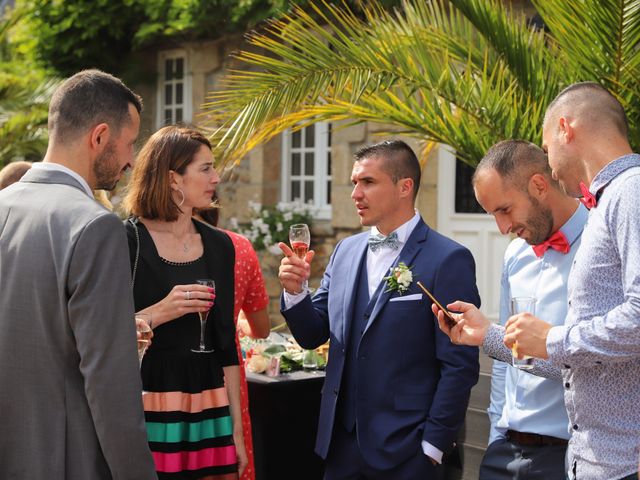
[224,230,269,480]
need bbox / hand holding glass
[510,297,535,370]
[289,223,310,290]
[135,313,152,363]
[192,279,215,353]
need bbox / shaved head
[473,140,557,192]
[544,82,628,136]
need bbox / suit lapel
[363,218,429,334]
[341,237,369,345]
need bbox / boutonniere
[383,262,415,295]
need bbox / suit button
[364,313,370,319]
[341,349,345,355]
[565,382,570,389]
[564,364,571,369]
[573,424,579,431]
[360,355,366,360]
[333,388,338,395]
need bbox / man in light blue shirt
[439,83,640,480]
[468,140,586,479]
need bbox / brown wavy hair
[122,125,211,221]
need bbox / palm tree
[0,9,56,168]
[201,0,640,168]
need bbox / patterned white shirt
[546,154,640,480]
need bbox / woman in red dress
[198,202,270,480]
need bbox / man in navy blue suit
[278,140,480,479]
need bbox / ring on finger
[185,291,191,301]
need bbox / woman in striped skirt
[123,125,247,479]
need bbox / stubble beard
[93,142,120,191]
[524,196,555,245]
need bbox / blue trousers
[323,422,443,480]
[480,437,567,480]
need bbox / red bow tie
[532,230,570,258]
[579,181,597,209]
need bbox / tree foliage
[15,0,402,77]
[0,8,57,168]
[200,0,640,168]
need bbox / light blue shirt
[487,204,587,444]
[547,154,640,480]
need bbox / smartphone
[416,281,457,329]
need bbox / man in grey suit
[0,70,156,479]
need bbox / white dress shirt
[30,162,93,197]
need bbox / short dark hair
[0,161,32,189]
[48,69,142,144]
[123,125,212,222]
[473,140,556,191]
[354,140,421,199]
[545,81,628,137]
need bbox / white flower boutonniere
[383,262,415,295]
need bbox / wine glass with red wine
[289,223,310,290]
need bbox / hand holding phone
[417,281,457,329]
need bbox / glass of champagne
[192,279,215,353]
[289,223,310,291]
[135,313,152,363]
[510,297,535,370]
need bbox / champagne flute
[289,223,310,291]
[192,279,215,353]
[135,313,152,364]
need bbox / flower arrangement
[383,262,415,295]
[231,200,315,254]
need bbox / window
[455,159,484,213]
[281,123,332,218]
[157,51,191,128]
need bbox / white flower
[249,200,262,213]
[267,244,283,255]
[397,269,413,287]
[229,217,239,229]
[383,262,415,295]
[276,222,283,232]
[283,211,293,221]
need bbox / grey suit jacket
[0,168,156,479]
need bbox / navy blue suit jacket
[282,218,480,470]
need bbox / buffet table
[247,370,325,480]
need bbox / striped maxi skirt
[141,350,238,479]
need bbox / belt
[506,430,568,447]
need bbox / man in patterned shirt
[472,140,586,480]
[437,82,640,480]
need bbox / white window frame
[281,122,331,219]
[156,49,192,128]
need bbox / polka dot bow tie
[368,231,400,252]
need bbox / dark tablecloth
[247,370,325,480]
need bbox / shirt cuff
[482,324,508,360]
[421,440,443,464]
[546,325,568,365]
[283,289,309,310]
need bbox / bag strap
[128,217,140,288]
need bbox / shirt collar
[370,210,420,245]
[589,153,640,198]
[559,203,589,247]
[31,162,93,197]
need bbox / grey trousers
[479,438,567,480]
